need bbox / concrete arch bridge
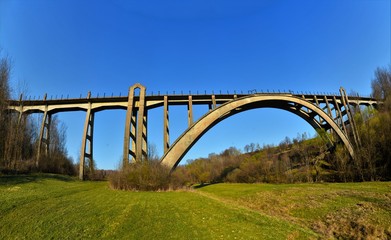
[7,84,377,180]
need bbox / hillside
[178,134,345,185]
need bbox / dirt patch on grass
[313,202,391,240]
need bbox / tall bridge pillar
[36,105,51,168]
[163,95,170,154]
[340,87,361,147]
[79,92,94,180]
[188,95,193,126]
[123,84,147,166]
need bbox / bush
[109,160,184,191]
[85,169,116,181]
[38,154,77,176]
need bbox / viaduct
[7,84,378,180]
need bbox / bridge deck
[7,93,376,114]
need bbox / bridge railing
[10,89,374,102]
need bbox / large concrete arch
[160,94,355,170]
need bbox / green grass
[1,174,390,239]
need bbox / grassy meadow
[1,174,390,239]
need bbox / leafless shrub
[109,160,185,191]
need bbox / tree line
[353,66,391,181]
[0,52,75,175]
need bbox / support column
[130,112,137,161]
[340,87,361,147]
[323,96,333,118]
[79,92,94,180]
[302,95,310,113]
[17,94,23,124]
[17,107,23,125]
[163,95,170,154]
[209,94,216,111]
[124,88,136,166]
[36,108,51,167]
[136,86,146,162]
[188,95,193,127]
[313,95,323,124]
[142,110,148,160]
[333,96,347,135]
[323,96,335,140]
[123,84,147,165]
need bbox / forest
[0,52,75,176]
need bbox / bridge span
[7,84,377,180]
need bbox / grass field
[1,174,390,239]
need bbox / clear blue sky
[1,0,390,169]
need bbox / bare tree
[147,143,159,161]
[38,116,75,175]
[0,52,12,169]
[371,66,391,101]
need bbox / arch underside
[160,95,354,170]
